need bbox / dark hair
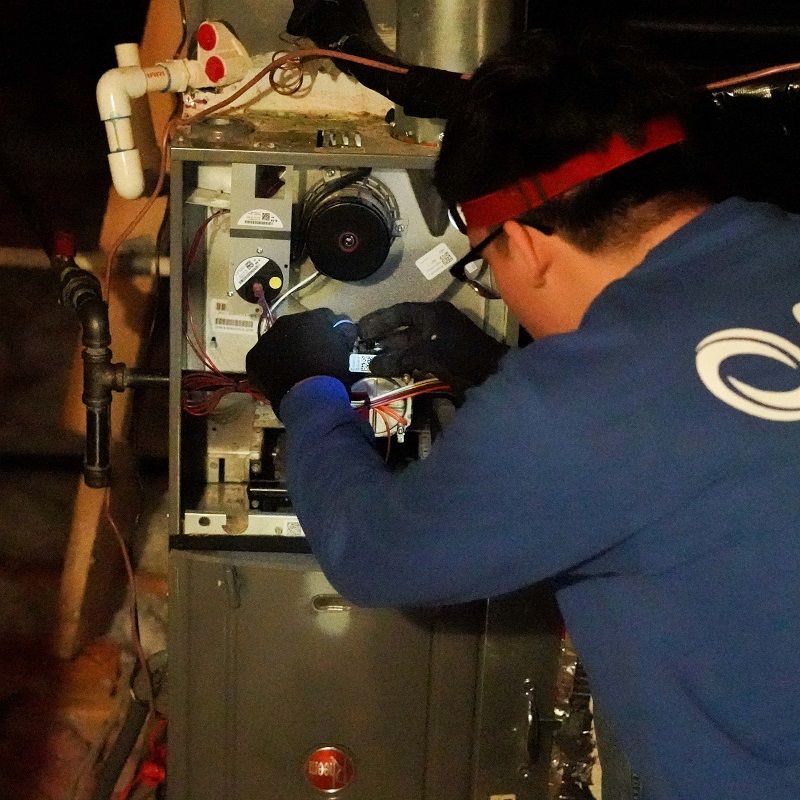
[434,28,708,251]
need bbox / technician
[247,28,800,800]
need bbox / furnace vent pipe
[97,54,204,199]
[97,22,251,199]
[394,0,526,143]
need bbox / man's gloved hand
[357,302,508,393]
[246,308,358,417]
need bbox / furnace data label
[416,242,457,280]
[236,209,285,229]
[209,298,258,336]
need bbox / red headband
[459,116,687,229]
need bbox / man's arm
[280,355,641,607]
[248,307,681,607]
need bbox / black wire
[173,0,188,58]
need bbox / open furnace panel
[167,112,513,543]
[165,111,565,800]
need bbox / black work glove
[357,302,508,393]
[246,308,358,417]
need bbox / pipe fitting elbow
[76,296,111,349]
[97,67,149,199]
[97,66,147,120]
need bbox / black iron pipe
[57,259,123,487]
[124,369,170,388]
[83,402,111,488]
[53,242,171,487]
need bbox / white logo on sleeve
[695,303,800,421]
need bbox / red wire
[180,208,268,415]
[114,716,168,800]
[104,116,181,299]
[104,489,154,715]
[182,372,264,415]
[374,404,408,427]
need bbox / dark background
[0,1,150,251]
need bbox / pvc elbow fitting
[96,66,147,120]
[97,67,149,199]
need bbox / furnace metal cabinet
[169,548,561,800]
[166,66,559,800]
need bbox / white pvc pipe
[96,22,251,200]
[115,42,141,68]
[96,61,181,199]
[96,62,148,199]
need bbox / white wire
[269,270,321,314]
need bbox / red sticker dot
[205,56,225,83]
[197,23,217,51]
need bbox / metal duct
[394,0,526,144]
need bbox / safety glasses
[447,203,553,300]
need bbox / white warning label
[285,519,305,537]
[237,209,284,229]
[415,242,457,280]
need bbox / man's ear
[503,220,551,288]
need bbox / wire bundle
[182,371,264,416]
[180,209,270,415]
[353,377,451,459]
[256,270,322,337]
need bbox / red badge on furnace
[304,746,355,793]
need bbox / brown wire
[705,61,800,91]
[103,488,155,715]
[188,47,408,126]
[268,50,307,96]
[103,116,181,298]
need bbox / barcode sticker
[237,209,284,229]
[349,353,376,373]
[415,242,457,280]
[209,299,258,336]
[215,317,254,330]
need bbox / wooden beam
[54,0,181,659]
